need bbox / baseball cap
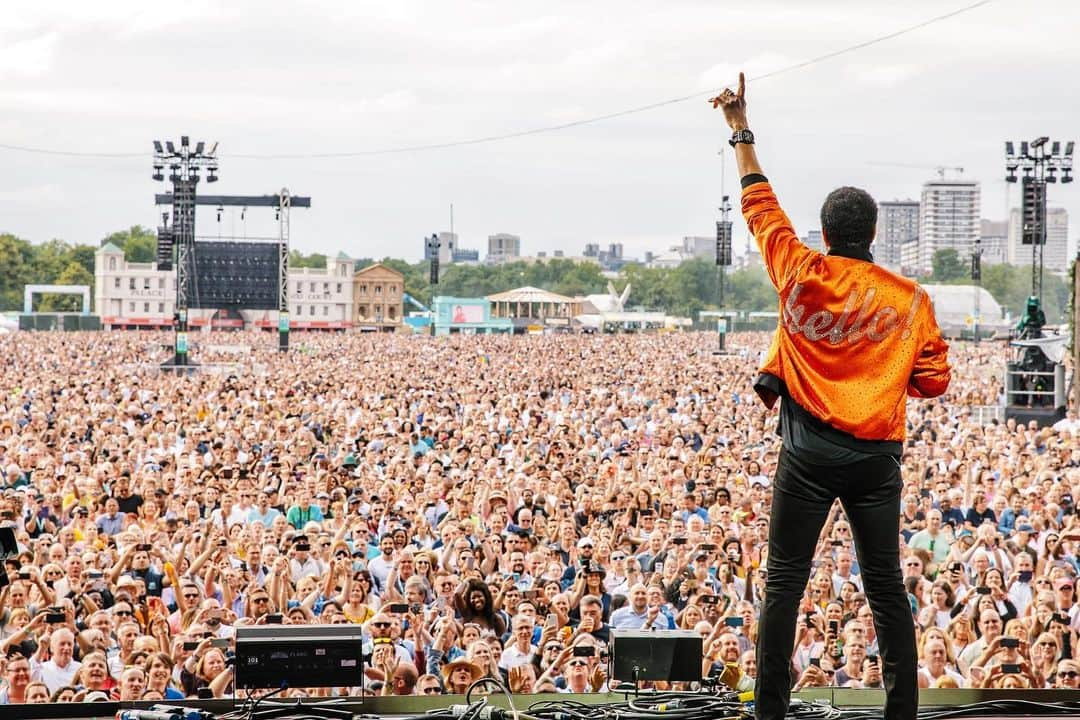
[1016,523,1035,533]
[577,537,595,549]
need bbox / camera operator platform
[1004,296,1066,427]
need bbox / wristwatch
[729,129,755,147]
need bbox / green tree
[931,248,967,282]
[102,225,158,263]
[289,250,327,268]
[37,262,94,311]
[0,233,33,311]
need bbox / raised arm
[711,73,764,179]
[712,71,809,290]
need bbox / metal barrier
[950,404,1006,425]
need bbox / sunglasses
[371,622,391,629]
[1059,671,1080,679]
[567,660,588,667]
[114,610,133,616]
[1059,585,1074,591]
[422,687,442,694]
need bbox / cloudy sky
[2,0,1078,263]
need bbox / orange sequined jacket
[743,180,951,443]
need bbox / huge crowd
[0,330,1078,705]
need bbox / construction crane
[867,161,964,180]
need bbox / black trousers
[755,447,917,720]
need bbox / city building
[979,220,1009,266]
[487,233,521,264]
[422,232,458,265]
[451,247,480,263]
[876,200,919,271]
[352,262,405,331]
[582,242,628,271]
[94,245,403,331]
[900,239,920,275]
[1008,206,1069,274]
[681,236,714,259]
[801,230,824,253]
[917,180,980,276]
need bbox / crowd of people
[0,330,1078,705]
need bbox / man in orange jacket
[712,74,950,720]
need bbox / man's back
[743,181,950,442]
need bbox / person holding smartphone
[713,73,950,720]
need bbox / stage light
[153,140,164,154]
[1005,172,1017,183]
[1051,141,1061,156]
[195,141,205,154]
[181,135,189,147]
[1020,141,1029,157]
[1066,142,1075,157]
[207,141,219,156]
[166,141,176,154]
[1063,170,1073,184]
[1005,141,1015,157]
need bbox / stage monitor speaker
[610,629,702,682]
[34,315,57,331]
[235,624,364,690]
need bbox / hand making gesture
[710,72,748,131]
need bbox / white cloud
[845,62,921,88]
[698,54,796,94]
[0,32,57,77]
[1,0,1079,259]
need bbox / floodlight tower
[715,147,733,353]
[152,137,219,368]
[1004,137,1073,303]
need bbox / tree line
[0,227,1071,323]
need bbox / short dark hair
[820,186,877,249]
